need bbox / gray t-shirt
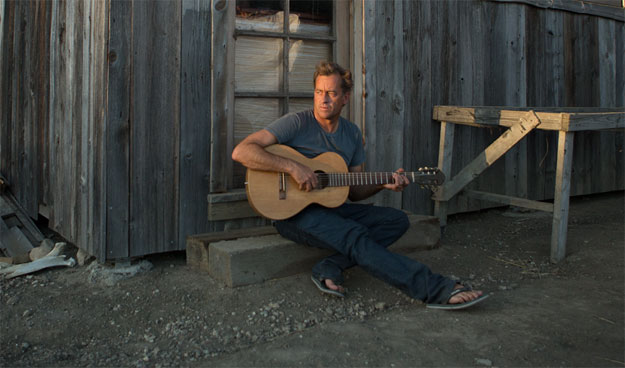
[265,110,366,168]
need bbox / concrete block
[206,214,440,287]
[209,235,332,287]
[392,214,440,252]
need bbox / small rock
[76,248,95,266]
[30,239,54,261]
[475,358,493,366]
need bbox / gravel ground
[1,192,623,367]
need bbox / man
[232,61,488,310]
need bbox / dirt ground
[1,191,623,367]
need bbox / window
[231,0,346,187]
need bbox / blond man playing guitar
[232,61,487,309]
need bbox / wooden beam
[433,106,624,131]
[462,189,554,212]
[551,131,575,263]
[433,121,455,227]
[433,111,542,202]
[210,0,235,193]
[486,0,625,22]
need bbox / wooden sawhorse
[432,106,624,263]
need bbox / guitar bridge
[279,172,286,200]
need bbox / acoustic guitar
[245,144,445,220]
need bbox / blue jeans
[274,203,456,304]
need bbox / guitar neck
[317,172,419,187]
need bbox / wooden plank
[179,0,212,249]
[370,0,404,209]
[433,122,455,227]
[362,0,376,159]
[210,0,234,193]
[209,200,257,221]
[402,0,433,214]
[433,106,624,130]
[487,0,625,22]
[350,0,364,130]
[130,0,181,257]
[106,0,132,260]
[463,189,554,212]
[0,1,12,186]
[3,192,44,243]
[434,111,542,202]
[187,226,278,244]
[89,0,109,261]
[551,131,575,263]
[0,219,34,257]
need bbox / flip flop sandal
[311,276,345,298]
[426,286,490,310]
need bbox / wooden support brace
[550,130,575,263]
[433,122,455,227]
[433,110,541,202]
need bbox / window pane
[234,98,281,144]
[288,40,331,93]
[289,0,332,36]
[236,1,284,33]
[288,98,312,114]
[235,36,283,92]
[233,97,281,188]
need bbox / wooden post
[551,130,575,263]
[434,121,455,228]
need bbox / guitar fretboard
[317,172,421,188]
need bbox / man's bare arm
[231,129,318,191]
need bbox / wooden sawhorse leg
[551,130,574,263]
[434,121,454,229]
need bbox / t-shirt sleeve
[265,113,301,144]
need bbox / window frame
[210,0,353,194]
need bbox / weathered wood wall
[363,0,624,216]
[1,0,109,258]
[1,0,623,260]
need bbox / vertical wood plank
[370,0,404,209]
[615,21,625,189]
[130,0,181,257]
[106,0,132,259]
[403,0,434,214]
[89,0,109,261]
[551,130,574,263]
[210,0,234,193]
[434,122,455,227]
[179,0,212,250]
[0,0,11,176]
[597,18,617,192]
[363,0,376,174]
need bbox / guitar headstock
[415,167,445,190]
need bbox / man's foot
[426,284,489,310]
[310,276,345,298]
[324,279,345,294]
[448,284,484,305]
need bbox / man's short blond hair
[313,61,353,94]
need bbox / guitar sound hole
[315,170,328,189]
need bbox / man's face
[313,73,350,123]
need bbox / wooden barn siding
[365,0,625,216]
[48,0,108,258]
[0,1,51,218]
[107,0,214,259]
[0,0,108,257]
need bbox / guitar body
[246,145,350,220]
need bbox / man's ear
[342,91,351,106]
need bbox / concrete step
[186,213,440,287]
